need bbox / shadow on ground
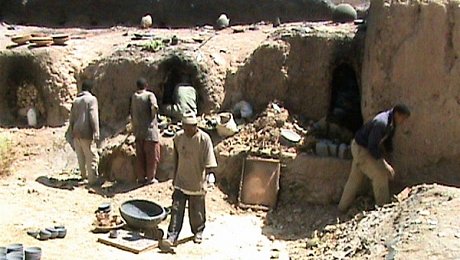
[36,175,169,197]
[36,176,85,190]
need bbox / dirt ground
[2,126,460,260]
[1,14,460,260]
[0,126,289,259]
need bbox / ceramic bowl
[27,230,40,238]
[52,34,70,45]
[56,227,67,238]
[30,37,53,47]
[11,34,31,45]
[39,229,51,240]
[31,33,47,37]
[46,227,58,239]
[6,252,23,260]
[6,244,23,253]
[98,203,111,213]
[25,246,41,260]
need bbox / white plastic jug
[27,107,38,127]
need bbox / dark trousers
[135,140,160,181]
[167,189,206,242]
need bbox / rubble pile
[303,185,457,259]
[218,102,309,159]
[16,83,45,116]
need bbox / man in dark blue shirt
[338,104,411,212]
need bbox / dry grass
[0,133,14,177]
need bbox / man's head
[82,80,94,92]
[393,103,411,126]
[182,112,198,137]
[136,77,148,90]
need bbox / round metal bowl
[119,200,166,230]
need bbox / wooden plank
[97,230,195,254]
[97,230,158,254]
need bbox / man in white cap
[162,112,217,250]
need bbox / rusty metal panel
[238,156,280,209]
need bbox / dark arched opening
[329,63,363,133]
[0,56,47,127]
[157,55,202,111]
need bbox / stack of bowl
[6,244,23,259]
[30,37,54,47]
[52,34,70,45]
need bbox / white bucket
[216,112,238,137]
[27,107,38,127]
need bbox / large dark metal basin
[119,200,166,230]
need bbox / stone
[140,14,152,28]
[332,4,357,23]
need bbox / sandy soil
[0,126,290,259]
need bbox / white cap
[182,111,198,125]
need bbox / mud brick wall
[361,0,460,187]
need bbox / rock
[216,14,230,29]
[332,4,357,23]
[140,14,153,28]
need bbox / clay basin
[119,200,166,230]
[11,34,31,45]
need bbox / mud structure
[0,50,77,126]
[2,0,460,206]
[362,0,460,188]
[223,23,365,121]
[82,49,224,137]
[1,0,335,27]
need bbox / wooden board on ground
[97,229,195,254]
[97,229,158,254]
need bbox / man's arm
[203,135,218,169]
[68,103,75,133]
[89,97,100,141]
[367,121,386,159]
[149,93,159,119]
[172,138,179,181]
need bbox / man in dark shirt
[130,78,160,184]
[338,104,411,211]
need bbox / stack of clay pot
[51,34,70,45]
[10,32,69,47]
[16,83,45,117]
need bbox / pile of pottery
[10,33,70,47]
[26,226,67,241]
[92,203,124,231]
[0,243,42,260]
[16,83,45,117]
[158,115,182,138]
[219,102,305,158]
